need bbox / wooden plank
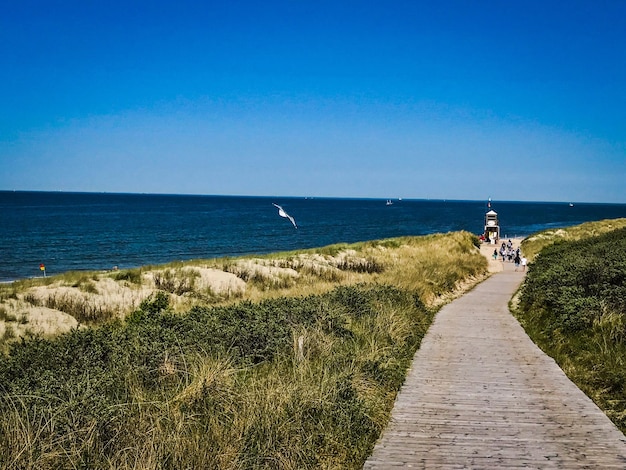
[364,263,626,468]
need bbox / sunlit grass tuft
[521,217,626,261]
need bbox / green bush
[43,292,116,324]
[520,228,626,333]
[515,227,626,432]
[0,284,433,469]
[113,269,143,284]
[153,269,198,295]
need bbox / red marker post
[39,263,46,278]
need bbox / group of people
[492,239,527,271]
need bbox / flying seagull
[272,203,297,229]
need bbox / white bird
[272,203,297,229]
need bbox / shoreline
[1,233,534,285]
[5,194,625,283]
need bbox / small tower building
[484,210,500,243]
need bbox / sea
[2,191,626,282]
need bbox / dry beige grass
[521,218,626,261]
[28,278,153,316]
[0,231,488,344]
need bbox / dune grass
[0,231,487,345]
[520,217,626,261]
[0,231,487,469]
[513,222,626,433]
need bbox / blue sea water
[2,191,626,282]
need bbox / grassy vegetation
[113,268,143,284]
[513,223,626,433]
[0,231,487,343]
[520,217,626,261]
[0,231,487,469]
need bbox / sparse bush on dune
[334,254,384,274]
[299,263,344,282]
[113,268,143,284]
[21,292,39,306]
[152,268,199,295]
[43,291,118,324]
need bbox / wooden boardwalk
[364,262,626,469]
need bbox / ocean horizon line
[1,189,622,206]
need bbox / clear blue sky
[1,1,625,202]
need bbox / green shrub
[520,228,626,333]
[515,227,626,432]
[0,284,432,469]
[153,269,198,295]
[2,325,15,341]
[113,269,142,284]
[22,292,40,306]
[43,292,116,324]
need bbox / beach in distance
[2,191,626,282]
